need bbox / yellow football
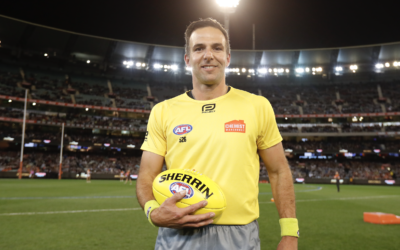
[152,169,226,220]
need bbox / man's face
[184,27,230,86]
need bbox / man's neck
[191,81,229,100]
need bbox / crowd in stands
[287,160,398,180]
[301,126,339,133]
[282,140,398,152]
[4,107,400,134]
[3,63,400,115]
[0,129,143,145]
[259,160,399,180]
[0,151,140,175]
[0,108,148,130]
[0,66,151,109]
[1,151,397,181]
[380,81,400,112]
[277,124,400,133]
[341,124,382,132]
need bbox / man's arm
[258,142,298,250]
[136,150,164,208]
[136,151,214,228]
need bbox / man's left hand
[277,236,298,250]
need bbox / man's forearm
[269,166,296,218]
[136,172,157,209]
[136,151,165,209]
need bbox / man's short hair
[184,18,231,55]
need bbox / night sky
[1,0,400,50]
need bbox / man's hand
[277,236,298,250]
[150,190,215,228]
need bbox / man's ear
[184,54,190,67]
[226,53,231,67]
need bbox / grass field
[0,179,399,250]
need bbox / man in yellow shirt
[137,18,298,250]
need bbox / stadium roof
[2,15,400,70]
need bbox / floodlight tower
[216,0,240,33]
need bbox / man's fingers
[180,213,215,224]
[166,190,187,204]
[182,219,214,228]
[181,200,208,214]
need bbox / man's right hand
[150,190,215,228]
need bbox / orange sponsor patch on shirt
[225,120,246,133]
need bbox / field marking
[1,185,323,200]
[0,208,142,216]
[0,195,136,200]
[259,195,400,204]
[2,195,399,216]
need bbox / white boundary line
[0,195,136,200]
[259,195,400,204]
[2,195,399,216]
[0,208,142,216]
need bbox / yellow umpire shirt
[141,87,282,225]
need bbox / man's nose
[203,48,214,60]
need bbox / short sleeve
[256,97,283,150]
[140,103,167,156]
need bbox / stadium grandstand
[0,14,399,185]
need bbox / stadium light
[216,0,240,8]
[385,62,390,68]
[305,67,310,73]
[86,60,90,64]
[124,60,133,68]
[3,137,14,141]
[241,68,246,73]
[295,68,304,73]
[216,0,240,32]
[393,62,399,67]
[171,65,178,71]
[85,108,89,111]
[258,68,267,74]
[154,63,162,69]
[350,65,358,72]
[375,63,384,69]
[285,69,290,73]
[44,53,48,57]
[136,62,141,67]
[32,102,36,106]
[8,99,12,103]
[335,66,343,72]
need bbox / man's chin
[200,76,223,86]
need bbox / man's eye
[194,48,202,51]
[215,47,222,50]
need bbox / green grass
[0,179,399,250]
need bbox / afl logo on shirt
[169,182,194,199]
[173,124,193,135]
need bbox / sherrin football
[152,169,226,219]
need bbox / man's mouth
[201,65,217,69]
